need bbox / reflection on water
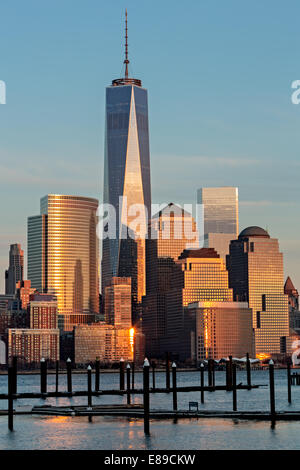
[0,370,299,450]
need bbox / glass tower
[102,13,151,323]
[197,187,239,235]
[28,195,99,331]
[227,226,289,356]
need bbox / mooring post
[95,358,100,392]
[269,359,276,420]
[212,359,215,389]
[165,352,170,392]
[226,360,230,391]
[287,363,292,404]
[40,358,47,395]
[87,365,92,408]
[8,367,13,431]
[12,356,17,394]
[143,358,150,435]
[126,364,131,405]
[120,358,125,390]
[200,363,205,404]
[131,362,135,390]
[208,359,212,388]
[228,355,233,390]
[232,363,237,411]
[55,360,59,393]
[151,361,156,390]
[172,362,178,411]
[246,352,251,389]
[67,358,72,394]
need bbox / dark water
[0,369,299,450]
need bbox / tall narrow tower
[102,11,151,323]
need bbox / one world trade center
[101,11,151,323]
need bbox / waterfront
[0,369,300,449]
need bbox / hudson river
[0,369,299,450]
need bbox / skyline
[0,0,299,291]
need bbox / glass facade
[227,227,289,355]
[5,244,24,295]
[187,301,254,361]
[143,204,199,356]
[102,82,151,322]
[198,187,239,236]
[28,195,99,331]
[104,277,132,328]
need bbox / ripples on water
[0,369,299,450]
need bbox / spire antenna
[124,9,129,79]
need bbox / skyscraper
[197,187,238,260]
[28,194,99,331]
[5,244,24,295]
[159,248,236,360]
[143,203,199,356]
[227,226,289,356]
[101,11,151,323]
[105,277,132,328]
[284,276,300,331]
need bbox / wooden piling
[126,364,131,405]
[200,363,204,404]
[131,362,135,390]
[95,358,100,392]
[12,356,17,394]
[8,367,13,431]
[55,360,59,393]
[228,356,233,390]
[151,361,156,390]
[269,360,276,419]
[66,358,72,394]
[40,358,47,395]
[119,358,125,390]
[172,362,177,411]
[287,363,292,404]
[246,352,251,389]
[232,363,237,411]
[165,352,170,392]
[87,365,92,408]
[208,359,213,387]
[143,358,150,435]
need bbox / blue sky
[0,0,299,291]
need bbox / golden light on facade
[256,352,271,361]
[129,327,135,353]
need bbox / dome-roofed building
[227,227,289,356]
[239,226,270,239]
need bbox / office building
[285,277,300,332]
[5,244,24,295]
[29,293,58,329]
[158,248,235,360]
[197,187,238,260]
[143,203,199,356]
[28,194,99,331]
[101,12,151,323]
[8,328,59,365]
[74,323,145,364]
[16,280,36,309]
[227,226,289,356]
[104,277,132,328]
[186,301,254,362]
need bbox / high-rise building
[28,194,99,331]
[159,248,236,360]
[186,301,253,362]
[16,280,36,309]
[285,277,300,331]
[5,244,24,295]
[227,226,289,356]
[101,12,151,324]
[29,293,58,329]
[143,203,199,356]
[74,323,137,364]
[104,277,132,328]
[8,328,59,365]
[197,187,238,260]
